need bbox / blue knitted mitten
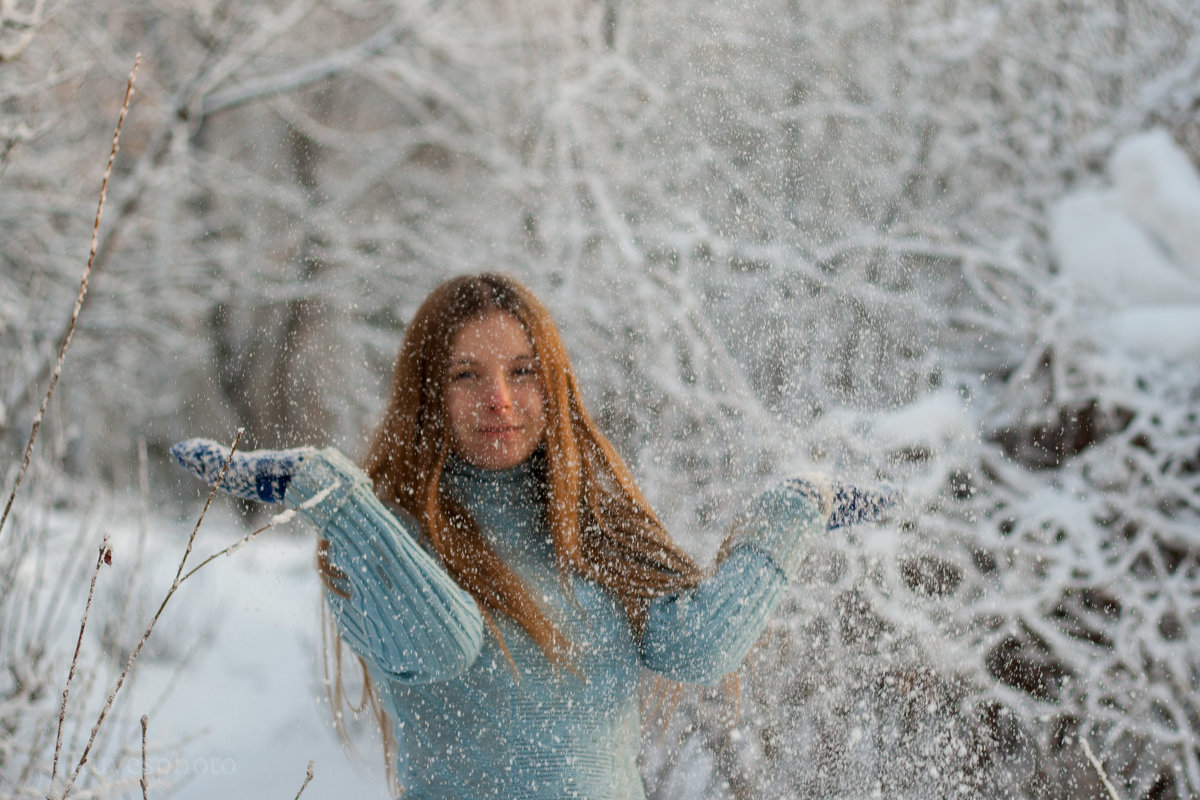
[827,481,898,530]
[170,438,316,503]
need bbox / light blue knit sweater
[285,449,828,799]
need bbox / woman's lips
[478,425,521,436]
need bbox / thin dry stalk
[0,54,141,542]
[52,429,324,796]
[180,476,340,583]
[293,759,315,800]
[49,535,113,788]
[1082,739,1124,800]
[51,429,242,800]
[179,513,286,582]
[140,715,149,800]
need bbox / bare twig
[140,715,149,800]
[292,760,315,800]
[52,429,242,800]
[1082,738,1124,800]
[48,536,112,790]
[0,54,141,542]
[179,518,282,583]
[179,479,337,584]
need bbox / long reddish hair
[319,273,705,783]
[366,273,702,647]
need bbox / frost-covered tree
[3,0,1200,797]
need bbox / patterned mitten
[827,481,898,530]
[170,438,316,503]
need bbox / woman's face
[444,311,548,470]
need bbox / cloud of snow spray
[635,129,1200,800]
[5,1,1199,797]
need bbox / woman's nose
[486,375,514,409]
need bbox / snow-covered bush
[656,133,1200,800]
[961,130,1200,798]
[0,481,165,798]
[4,0,1200,798]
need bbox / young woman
[172,273,894,799]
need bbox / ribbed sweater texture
[285,449,826,799]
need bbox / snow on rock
[1111,128,1200,279]
[1050,128,1200,361]
[1049,189,1200,307]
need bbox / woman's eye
[451,370,476,381]
[513,365,538,378]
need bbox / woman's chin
[459,442,535,471]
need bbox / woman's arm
[284,449,486,683]
[638,478,828,684]
[639,478,894,684]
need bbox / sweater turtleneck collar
[441,448,547,509]
[441,449,554,572]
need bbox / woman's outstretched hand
[170,438,316,503]
[826,481,898,529]
[775,476,898,530]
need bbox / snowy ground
[118,510,393,800]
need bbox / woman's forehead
[449,311,535,360]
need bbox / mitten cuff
[731,475,831,578]
[284,448,372,528]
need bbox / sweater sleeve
[284,448,485,683]
[638,477,830,685]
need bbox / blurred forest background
[3,0,1199,798]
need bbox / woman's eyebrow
[449,353,537,364]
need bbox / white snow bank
[126,522,391,800]
[1102,304,1200,361]
[1111,129,1200,279]
[1050,189,1200,307]
[869,389,974,454]
[1050,128,1200,362]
